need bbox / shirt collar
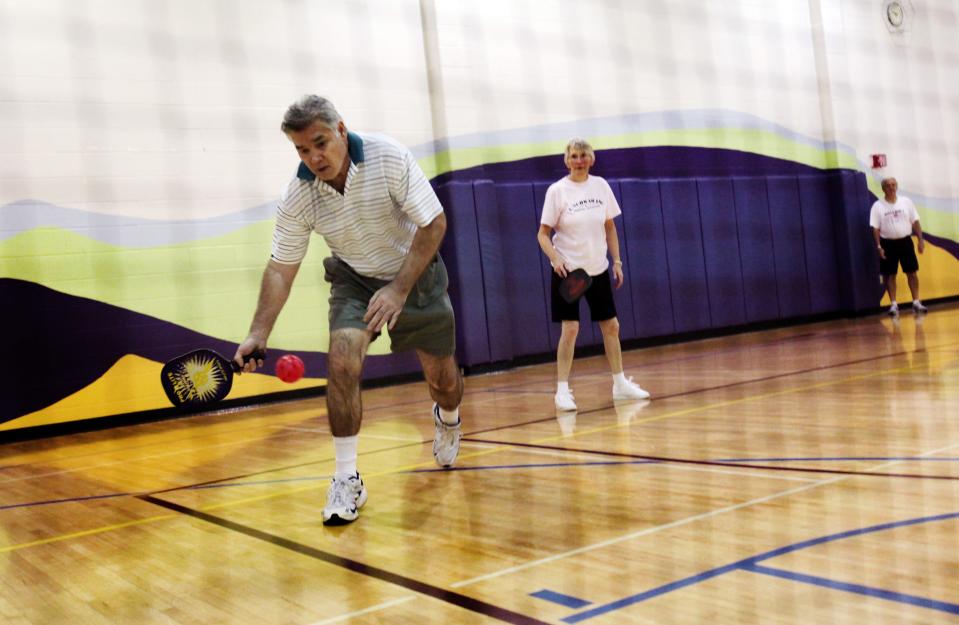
[295,131,365,182]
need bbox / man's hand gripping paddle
[161,349,265,408]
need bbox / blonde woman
[537,138,650,411]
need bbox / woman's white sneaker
[613,377,650,400]
[554,389,577,411]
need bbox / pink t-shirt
[540,175,622,276]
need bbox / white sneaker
[888,303,899,317]
[613,377,651,400]
[323,473,367,526]
[554,388,577,411]
[912,301,928,314]
[432,404,462,468]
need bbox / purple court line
[464,340,959,438]
[4,334,955,506]
[0,460,658,510]
[462,439,959,481]
[461,319,959,400]
[563,511,959,623]
[141,495,553,625]
[7,454,959,511]
[4,331,954,479]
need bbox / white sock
[333,435,358,478]
[557,381,570,394]
[612,372,628,387]
[913,299,922,306]
[438,404,460,425]
[890,301,898,308]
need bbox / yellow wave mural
[1,354,326,433]
[879,241,959,305]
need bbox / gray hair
[564,137,595,161]
[281,95,342,133]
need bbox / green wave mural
[3,111,958,433]
[0,223,342,353]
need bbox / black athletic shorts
[879,237,919,276]
[551,269,617,322]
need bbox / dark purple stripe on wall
[432,145,829,186]
[0,279,415,423]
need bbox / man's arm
[913,220,925,254]
[363,213,446,333]
[234,259,301,371]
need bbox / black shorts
[879,237,919,276]
[551,269,617,322]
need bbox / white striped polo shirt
[271,131,443,280]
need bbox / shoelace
[436,416,460,444]
[327,477,358,509]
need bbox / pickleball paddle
[559,268,592,303]
[160,348,265,408]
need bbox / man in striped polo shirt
[234,95,464,525]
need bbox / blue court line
[530,589,592,609]
[744,563,959,615]
[563,511,959,623]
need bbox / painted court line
[744,564,959,615]
[451,477,842,588]
[1,354,946,556]
[564,510,959,622]
[453,442,959,589]
[559,445,959,622]
[306,596,417,625]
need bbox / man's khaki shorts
[323,255,456,357]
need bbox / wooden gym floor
[2,303,958,624]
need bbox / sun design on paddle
[179,355,227,401]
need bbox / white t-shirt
[869,196,919,240]
[540,175,622,276]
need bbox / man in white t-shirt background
[869,177,927,316]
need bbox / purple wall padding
[492,183,553,358]
[766,176,812,318]
[436,169,873,369]
[799,175,843,313]
[472,180,514,362]
[436,182,490,366]
[534,181,598,348]
[660,179,712,333]
[834,171,883,312]
[619,180,676,339]
[697,178,747,328]
[733,177,781,322]
[607,180,638,340]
